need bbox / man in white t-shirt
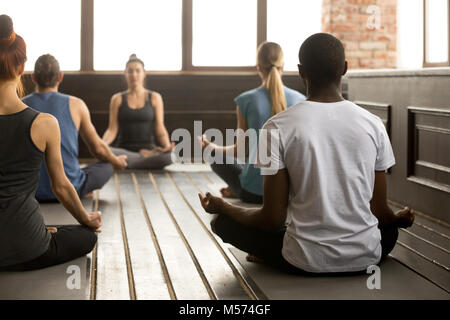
[199,33,414,274]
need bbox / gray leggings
[110,147,173,170]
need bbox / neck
[307,82,344,103]
[37,86,58,93]
[0,80,20,108]
[128,85,145,94]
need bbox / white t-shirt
[256,100,395,273]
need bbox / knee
[81,228,98,254]
[210,215,229,242]
[105,163,114,176]
[210,216,219,234]
[162,152,174,167]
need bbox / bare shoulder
[151,91,163,108]
[110,92,123,110]
[33,112,59,133]
[69,95,88,113]
[112,92,123,103]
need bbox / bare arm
[31,113,101,231]
[102,94,120,146]
[199,168,289,231]
[370,171,414,228]
[74,97,127,170]
[200,106,248,160]
[152,92,173,151]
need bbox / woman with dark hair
[102,54,174,169]
[0,15,100,271]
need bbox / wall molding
[407,106,450,194]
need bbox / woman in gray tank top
[103,54,175,169]
[0,15,100,271]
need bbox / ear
[342,61,348,76]
[32,73,37,84]
[256,64,261,73]
[58,72,64,84]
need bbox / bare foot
[139,148,159,158]
[246,254,264,264]
[396,207,415,228]
[83,192,94,199]
[220,187,237,199]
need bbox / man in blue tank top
[23,54,127,201]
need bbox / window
[267,0,322,71]
[424,0,450,66]
[2,0,81,71]
[94,0,182,71]
[192,0,257,67]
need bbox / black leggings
[210,156,263,204]
[0,225,97,272]
[212,214,398,276]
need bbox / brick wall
[322,0,397,69]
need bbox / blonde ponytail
[267,65,286,115]
[257,42,287,116]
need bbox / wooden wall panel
[407,107,450,193]
[348,69,450,223]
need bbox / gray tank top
[0,107,51,267]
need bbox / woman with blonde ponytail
[200,42,305,204]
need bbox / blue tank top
[235,87,306,196]
[22,92,86,201]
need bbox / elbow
[266,219,284,232]
[92,142,107,158]
[261,210,285,231]
[51,181,70,198]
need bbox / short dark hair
[299,33,346,86]
[34,54,60,88]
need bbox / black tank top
[116,90,156,152]
[0,107,51,267]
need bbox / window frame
[423,0,450,67]
[80,0,268,72]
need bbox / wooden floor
[0,165,448,300]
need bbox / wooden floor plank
[166,172,252,300]
[151,172,216,299]
[185,172,267,300]
[0,255,92,300]
[203,171,226,187]
[117,173,171,300]
[390,244,450,293]
[398,230,450,267]
[389,202,450,238]
[135,172,210,300]
[41,197,93,226]
[231,248,449,300]
[414,215,450,239]
[95,177,130,300]
[407,223,450,252]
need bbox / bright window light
[192,0,257,66]
[425,0,449,63]
[267,0,322,71]
[94,0,182,71]
[2,0,81,71]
